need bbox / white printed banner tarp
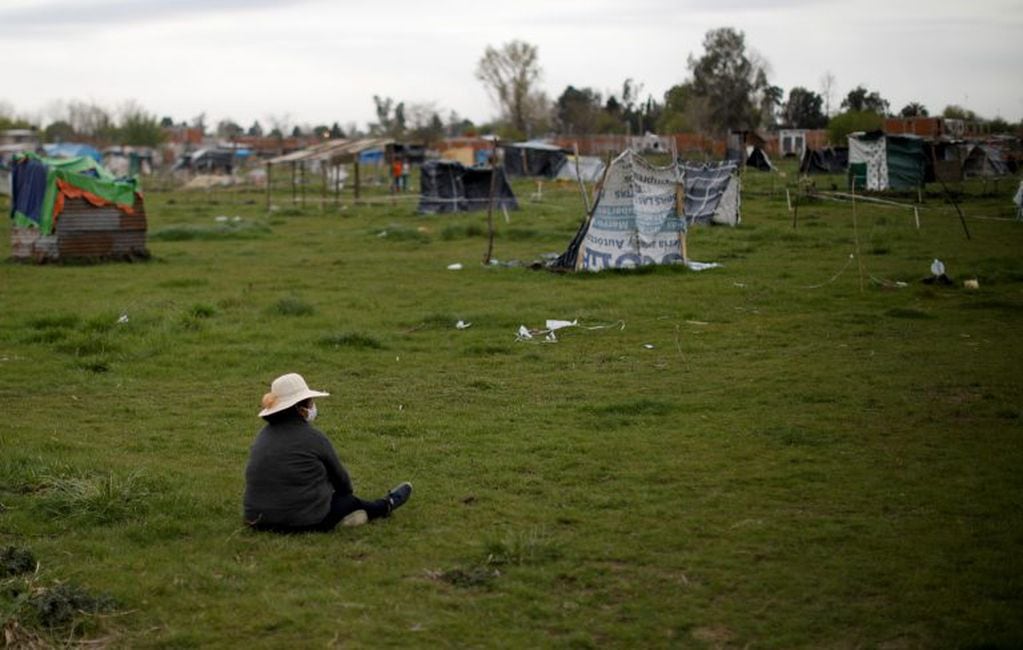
[578,151,685,270]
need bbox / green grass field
[2,162,1022,648]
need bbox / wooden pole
[792,193,798,229]
[483,139,499,265]
[573,143,591,214]
[575,151,615,271]
[300,161,306,207]
[354,159,361,202]
[265,162,271,212]
[851,180,865,293]
[334,163,340,207]
[320,161,327,211]
[290,161,296,204]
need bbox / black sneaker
[386,482,413,514]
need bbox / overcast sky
[2,0,1021,132]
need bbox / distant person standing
[243,372,412,533]
[401,157,411,193]
[391,156,403,193]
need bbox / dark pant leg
[314,491,390,532]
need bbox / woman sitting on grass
[243,372,412,533]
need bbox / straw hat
[259,373,330,417]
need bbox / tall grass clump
[34,470,153,526]
[269,296,315,316]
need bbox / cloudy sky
[1,0,1021,131]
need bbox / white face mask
[303,403,318,422]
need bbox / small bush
[29,582,118,629]
[150,222,271,241]
[270,297,315,317]
[318,332,384,350]
[1,546,36,577]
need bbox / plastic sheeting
[681,160,740,226]
[417,160,517,214]
[556,150,685,271]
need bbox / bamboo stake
[573,143,591,214]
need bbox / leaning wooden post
[320,160,327,211]
[675,170,688,264]
[483,139,499,265]
[290,161,296,204]
[573,142,591,213]
[334,163,341,207]
[300,161,307,207]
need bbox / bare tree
[475,40,543,135]
[819,71,836,118]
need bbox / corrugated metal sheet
[267,138,394,165]
[11,196,148,263]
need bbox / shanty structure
[800,147,849,175]
[501,141,569,178]
[265,138,393,209]
[554,150,687,271]
[417,160,517,214]
[680,160,741,226]
[9,153,147,263]
[848,131,926,191]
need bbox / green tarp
[10,152,140,235]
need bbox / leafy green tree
[942,104,977,121]
[248,121,264,137]
[216,119,244,139]
[329,122,344,138]
[684,27,772,133]
[840,86,889,115]
[827,110,883,145]
[555,86,603,135]
[781,87,827,128]
[899,102,929,117]
[119,105,165,146]
[44,120,74,142]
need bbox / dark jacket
[243,412,353,527]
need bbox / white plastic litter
[643,344,655,349]
[455,320,472,329]
[447,263,463,271]
[685,260,723,271]
[930,259,945,276]
[117,314,129,324]
[545,319,577,331]
[515,319,624,343]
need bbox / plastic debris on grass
[515,319,625,343]
[455,320,472,330]
[447,263,463,271]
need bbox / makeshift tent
[681,160,741,226]
[745,145,773,171]
[799,147,849,174]
[417,160,517,214]
[9,152,147,262]
[554,155,606,183]
[502,141,568,178]
[554,150,686,271]
[963,144,1011,178]
[848,131,926,191]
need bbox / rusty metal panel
[11,196,149,263]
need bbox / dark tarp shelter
[799,147,849,174]
[501,141,568,178]
[417,160,518,214]
[744,145,773,171]
[963,144,1011,178]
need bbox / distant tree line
[1,29,1020,148]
